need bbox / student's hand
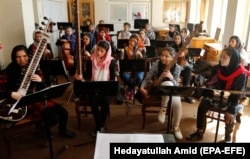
[140,87,149,98]
[225,112,235,124]
[135,50,143,58]
[31,74,42,82]
[74,73,85,81]
[11,91,23,100]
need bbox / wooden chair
[141,57,162,129]
[74,97,91,130]
[204,63,250,142]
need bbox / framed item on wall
[108,3,128,22]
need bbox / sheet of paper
[94,133,164,159]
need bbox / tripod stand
[149,86,194,133]
[119,59,145,115]
[15,82,71,159]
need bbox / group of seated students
[2,19,249,144]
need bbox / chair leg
[141,106,146,129]
[74,105,81,130]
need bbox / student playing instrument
[0,45,75,138]
[187,47,248,142]
[172,33,196,104]
[122,34,146,100]
[139,47,183,140]
[75,40,116,136]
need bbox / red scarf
[217,65,248,90]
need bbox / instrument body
[0,18,54,121]
[62,40,74,70]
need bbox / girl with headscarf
[1,45,75,138]
[187,47,248,142]
[74,40,116,136]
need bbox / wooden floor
[1,80,250,159]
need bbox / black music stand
[119,59,145,114]
[145,46,157,58]
[98,24,114,32]
[73,80,118,147]
[149,86,195,133]
[154,40,174,47]
[15,82,71,159]
[73,81,118,97]
[57,22,73,30]
[117,39,129,49]
[134,19,149,29]
[40,60,70,85]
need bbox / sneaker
[158,107,166,123]
[184,96,196,104]
[125,91,131,100]
[172,127,183,140]
[129,91,134,100]
[186,131,203,141]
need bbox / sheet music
[94,133,164,159]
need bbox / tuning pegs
[41,21,46,25]
[44,17,48,20]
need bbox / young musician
[75,40,116,136]
[122,34,146,100]
[187,47,248,142]
[28,30,54,86]
[139,47,183,140]
[0,45,75,138]
[172,33,196,104]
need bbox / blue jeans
[122,71,144,91]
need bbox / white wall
[0,0,34,68]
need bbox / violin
[177,48,188,66]
[62,40,74,70]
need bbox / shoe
[92,127,106,137]
[185,96,196,104]
[158,107,166,123]
[60,130,76,138]
[129,91,134,100]
[172,127,183,140]
[125,91,131,100]
[186,131,203,141]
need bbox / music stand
[155,40,174,47]
[57,22,73,30]
[73,81,118,97]
[117,39,129,49]
[119,59,145,114]
[134,19,149,29]
[40,60,70,84]
[15,82,71,159]
[149,86,195,133]
[98,24,114,32]
[145,46,157,58]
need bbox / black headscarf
[218,47,240,76]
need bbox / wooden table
[190,37,216,48]
[202,43,223,62]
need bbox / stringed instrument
[74,0,82,76]
[0,17,54,121]
[145,21,204,91]
[62,40,74,70]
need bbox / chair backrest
[144,57,160,78]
